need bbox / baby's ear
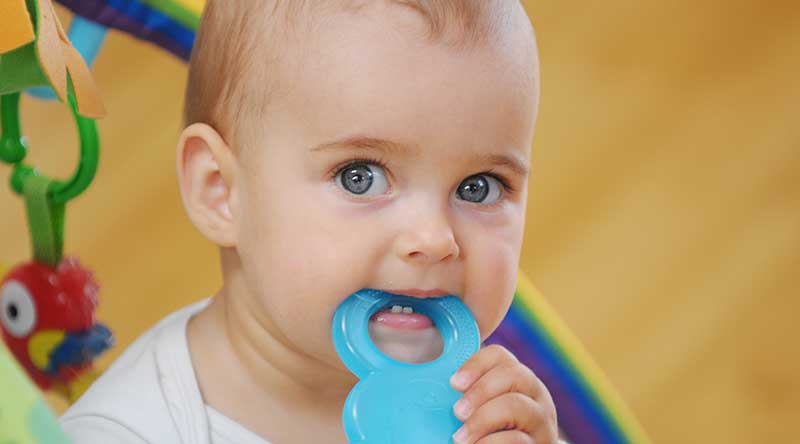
[176,123,238,247]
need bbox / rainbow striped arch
[488,274,650,444]
[56,0,203,60]
[51,1,651,442]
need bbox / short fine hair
[183,0,512,149]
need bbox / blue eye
[456,174,503,204]
[336,163,389,195]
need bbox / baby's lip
[382,288,449,298]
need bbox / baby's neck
[187,284,354,443]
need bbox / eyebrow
[310,135,530,177]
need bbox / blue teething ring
[333,289,481,443]
[333,289,480,378]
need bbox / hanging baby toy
[0,0,113,403]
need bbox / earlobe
[176,123,238,247]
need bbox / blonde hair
[183,0,509,150]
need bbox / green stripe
[140,0,201,30]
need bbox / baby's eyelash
[329,158,516,197]
[330,156,389,179]
[483,170,516,195]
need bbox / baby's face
[231,6,537,370]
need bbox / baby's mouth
[368,303,443,363]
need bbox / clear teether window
[368,303,444,364]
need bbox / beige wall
[1,2,797,443]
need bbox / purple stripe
[487,325,606,444]
[57,0,190,59]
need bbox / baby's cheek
[266,242,363,355]
[468,242,519,339]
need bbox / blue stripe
[503,304,627,444]
[57,0,195,59]
[102,0,195,55]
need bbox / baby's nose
[393,217,460,265]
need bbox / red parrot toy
[0,257,113,400]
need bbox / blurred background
[1,1,797,443]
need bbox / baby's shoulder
[61,300,210,444]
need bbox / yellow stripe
[173,0,205,16]
[515,272,652,443]
[28,330,66,371]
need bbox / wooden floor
[1,1,797,443]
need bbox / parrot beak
[37,323,114,375]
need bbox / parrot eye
[0,280,37,338]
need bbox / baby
[62,1,557,443]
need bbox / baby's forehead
[261,36,535,179]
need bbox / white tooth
[391,305,403,314]
[402,306,413,314]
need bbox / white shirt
[61,300,270,444]
[207,406,267,444]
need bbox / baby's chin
[367,322,444,364]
